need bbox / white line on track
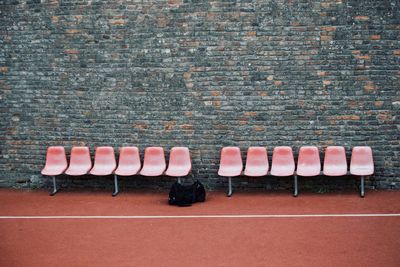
[0,214,400,219]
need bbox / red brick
[238,117,248,125]
[168,0,182,6]
[364,81,377,92]
[258,91,268,97]
[320,35,332,41]
[110,20,126,26]
[323,80,331,86]
[134,122,148,130]
[355,55,370,60]
[321,26,336,31]
[51,16,59,23]
[206,12,215,21]
[180,124,193,130]
[213,100,221,107]
[157,17,168,27]
[332,115,360,121]
[354,16,369,21]
[164,121,176,131]
[183,72,191,80]
[66,29,80,34]
[64,49,79,54]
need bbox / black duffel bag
[168,180,206,207]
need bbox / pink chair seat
[218,147,243,177]
[296,146,321,177]
[41,146,68,176]
[90,147,116,176]
[323,146,348,176]
[139,147,166,176]
[165,147,192,177]
[244,147,269,177]
[65,147,92,176]
[115,147,141,176]
[350,146,374,176]
[270,146,295,176]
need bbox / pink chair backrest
[271,146,295,169]
[220,147,243,168]
[94,147,116,168]
[246,147,269,170]
[118,146,141,168]
[323,146,347,175]
[350,146,374,174]
[45,146,67,169]
[297,146,321,176]
[168,147,191,170]
[70,146,92,168]
[143,147,166,168]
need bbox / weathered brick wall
[1,0,399,191]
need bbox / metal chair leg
[227,177,233,197]
[50,176,58,196]
[293,174,298,197]
[112,174,119,197]
[178,177,182,184]
[360,176,365,198]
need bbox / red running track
[0,189,399,266]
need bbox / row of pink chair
[41,146,192,196]
[218,146,374,197]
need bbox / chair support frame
[293,174,298,197]
[112,174,119,197]
[360,176,365,198]
[50,176,58,196]
[227,177,233,197]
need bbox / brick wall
[0,0,399,191]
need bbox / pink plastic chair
[41,146,68,196]
[218,147,243,197]
[244,147,269,177]
[115,147,141,176]
[350,146,374,197]
[323,146,347,176]
[89,147,116,176]
[65,146,92,176]
[270,147,296,196]
[139,147,166,176]
[113,147,141,196]
[297,146,321,177]
[165,147,192,182]
[270,147,295,176]
[295,146,321,197]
